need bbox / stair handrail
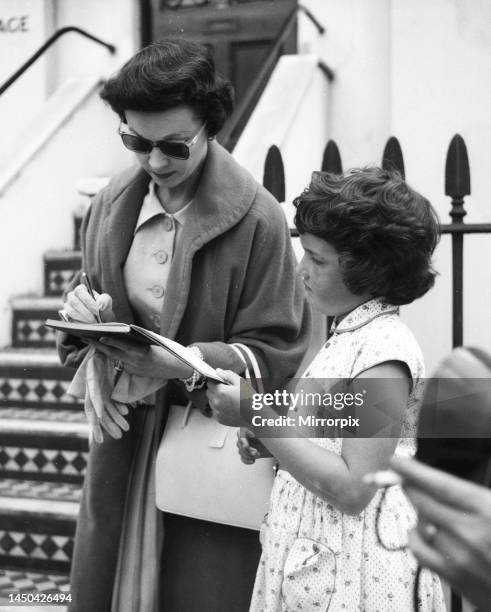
[219,4,331,152]
[0,26,116,97]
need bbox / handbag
[155,344,276,530]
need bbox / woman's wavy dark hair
[294,167,440,305]
[100,39,234,137]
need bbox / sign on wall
[0,14,30,33]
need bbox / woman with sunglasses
[57,39,311,612]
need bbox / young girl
[207,168,446,611]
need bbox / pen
[82,272,102,323]
[58,309,70,322]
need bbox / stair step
[11,297,62,348]
[0,567,70,608]
[0,478,79,573]
[0,407,88,484]
[0,349,82,411]
[43,250,81,297]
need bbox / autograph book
[44,319,226,383]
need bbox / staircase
[0,213,86,604]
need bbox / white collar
[134,181,193,234]
[331,297,399,334]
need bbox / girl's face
[124,105,208,191]
[297,233,371,317]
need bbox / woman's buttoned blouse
[123,181,193,331]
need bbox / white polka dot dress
[250,298,446,612]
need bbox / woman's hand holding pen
[64,278,191,377]
[64,283,115,323]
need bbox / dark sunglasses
[119,123,206,160]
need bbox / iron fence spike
[321,140,343,174]
[382,136,405,179]
[445,134,471,197]
[263,145,285,203]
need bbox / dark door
[147,0,298,102]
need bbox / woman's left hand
[206,369,250,427]
[91,337,193,380]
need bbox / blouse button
[151,285,165,299]
[162,216,173,231]
[151,313,161,327]
[155,250,168,264]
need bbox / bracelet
[181,345,206,392]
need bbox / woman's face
[297,233,371,317]
[124,105,208,190]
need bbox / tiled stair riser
[0,519,75,573]
[0,436,87,485]
[12,310,59,348]
[0,366,81,411]
[0,568,71,600]
[44,255,81,298]
[0,478,81,574]
[0,214,87,590]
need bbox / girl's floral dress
[250,298,446,612]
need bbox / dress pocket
[281,537,336,611]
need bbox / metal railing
[219,4,331,152]
[268,133,485,357]
[0,27,116,97]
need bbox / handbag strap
[229,343,264,393]
[188,344,264,449]
[229,344,250,378]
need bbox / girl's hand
[91,337,193,380]
[64,284,115,322]
[237,429,273,464]
[206,369,245,427]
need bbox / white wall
[298,0,391,168]
[299,0,491,373]
[53,0,138,83]
[234,54,330,202]
[0,81,132,347]
[0,0,139,347]
[390,0,491,372]
[0,0,55,153]
[0,0,138,157]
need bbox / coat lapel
[159,141,257,339]
[95,142,258,338]
[100,168,150,323]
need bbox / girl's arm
[208,361,410,515]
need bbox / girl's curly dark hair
[294,167,440,305]
[100,39,234,137]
